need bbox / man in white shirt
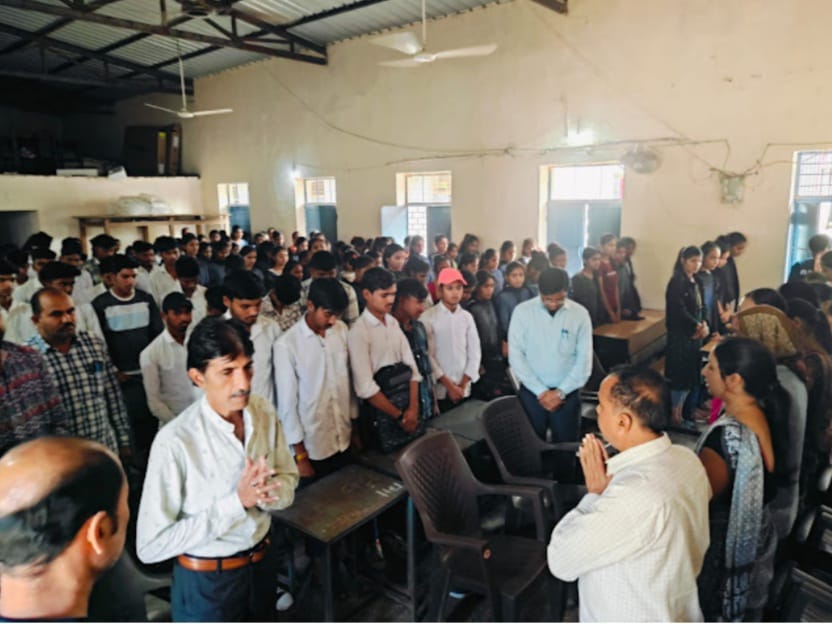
[149,236,180,307]
[420,268,481,411]
[11,247,55,306]
[175,256,207,327]
[59,237,94,304]
[131,240,156,295]
[547,366,710,622]
[276,278,356,483]
[4,262,104,345]
[348,268,421,437]
[136,317,298,621]
[223,270,280,407]
[140,292,198,425]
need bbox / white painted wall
[111,0,832,307]
[0,175,203,246]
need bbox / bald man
[0,437,129,620]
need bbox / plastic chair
[479,396,583,528]
[88,549,172,622]
[395,431,564,622]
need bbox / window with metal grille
[404,172,451,242]
[795,151,832,198]
[304,177,337,204]
[217,182,249,212]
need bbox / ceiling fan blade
[432,44,498,60]
[144,103,181,114]
[370,31,423,55]
[377,58,425,68]
[189,109,234,117]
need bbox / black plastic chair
[89,549,172,622]
[479,396,584,527]
[395,431,563,622]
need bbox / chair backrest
[395,431,483,539]
[480,396,544,479]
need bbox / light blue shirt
[508,297,593,397]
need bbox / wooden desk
[271,465,406,621]
[593,309,666,369]
[74,213,229,254]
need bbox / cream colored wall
[0,175,203,246]
[116,0,832,307]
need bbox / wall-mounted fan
[144,54,232,119]
[371,0,497,68]
[620,145,661,174]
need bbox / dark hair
[599,233,617,247]
[272,274,302,305]
[619,236,636,248]
[725,232,747,247]
[132,240,153,255]
[0,259,17,276]
[39,261,80,283]
[460,233,480,255]
[223,269,264,300]
[354,255,375,271]
[394,277,428,307]
[459,252,479,269]
[745,288,788,314]
[672,246,702,276]
[181,233,198,246]
[504,261,525,276]
[788,298,832,353]
[23,232,52,251]
[187,317,253,372]
[713,336,791,484]
[447,242,459,252]
[60,238,83,257]
[361,267,395,293]
[197,242,212,258]
[408,235,424,251]
[205,286,227,314]
[700,240,720,257]
[434,234,448,246]
[308,251,337,272]
[211,240,231,254]
[240,245,257,258]
[474,269,496,290]
[31,248,57,262]
[432,255,450,274]
[382,244,405,268]
[153,236,178,254]
[538,267,569,295]
[499,240,514,255]
[404,255,430,276]
[308,278,348,314]
[528,253,550,273]
[175,256,200,279]
[809,234,832,255]
[0,443,123,569]
[547,243,566,260]
[608,365,670,433]
[779,281,820,308]
[479,248,497,269]
[162,292,193,313]
[460,270,476,289]
[90,234,118,250]
[582,246,601,263]
[102,254,138,275]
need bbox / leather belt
[177,538,269,573]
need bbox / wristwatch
[554,388,566,401]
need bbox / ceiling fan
[143,54,232,119]
[371,0,497,68]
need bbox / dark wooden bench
[592,309,667,370]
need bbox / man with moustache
[27,287,131,463]
[137,317,298,621]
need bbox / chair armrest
[475,483,547,540]
[541,442,581,453]
[499,475,563,524]
[426,530,491,556]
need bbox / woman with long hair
[697,337,785,621]
[665,246,708,426]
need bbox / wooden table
[271,465,406,621]
[593,308,667,369]
[74,213,229,254]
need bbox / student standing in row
[175,256,207,327]
[665,246,708,427]
[479,248,504,293]
[495,261,534,349]
[498,240,515,272]
[132,240,156,295]
[598,234,621,323]
[570,247,605,327]
[276,279,355,483]
[722,231,748,312]
[421,268,481,412]
[149,236,180,308]
[140,292,198,426]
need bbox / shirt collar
[200,395,249,436]
[606,433,671,476]
[362,309,388,327]
[299,314,323,339]
[27,332,77,354]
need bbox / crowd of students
[0,223,830,621]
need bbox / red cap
[436,268,467,286]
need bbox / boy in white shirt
[175,256,207,327]
[420,268,481,412]
[149,236,180,307]
[140,292,198,425]
[275,278,356,483]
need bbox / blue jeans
[518,385,581,442]
[172,546,275,621]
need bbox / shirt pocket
[557,327,574,356]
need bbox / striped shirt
[0,341,67,456]
[27,332,130,453]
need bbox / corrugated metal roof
[0,0,502,99]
